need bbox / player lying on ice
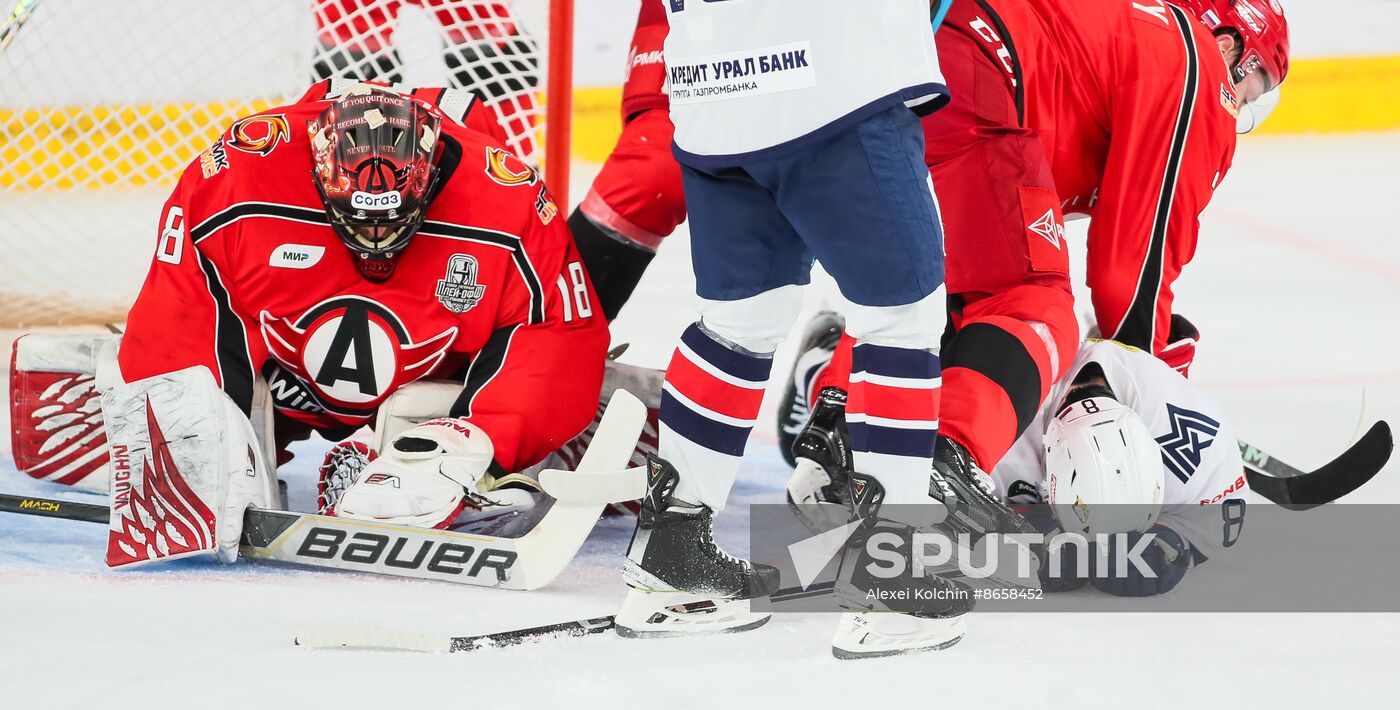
[786,335,1248,598]
[11,81,612,564]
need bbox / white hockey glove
[103,366,277,567]
[335,418,516,529]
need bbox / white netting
[0,0,556,327]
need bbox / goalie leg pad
[10,333,122,492]
[12,333,278,493]
[103,366,276,567]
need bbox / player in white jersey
[662,0,945,161]
[995,338,1247,595]
[787,337,1246,598]
[617,0,1014,659]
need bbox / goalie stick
[0,391,649,591]
[1239,421,1393,511]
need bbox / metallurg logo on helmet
[351,190,402,211]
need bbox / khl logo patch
[436,254,487,313]
[1156,403,1221,483]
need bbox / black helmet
[309,85,443,281]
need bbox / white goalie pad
[10,333,276,494]
[9,333,122,492]
[103,366,277,567]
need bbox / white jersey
[663,0,946,166]
[992,340,1248,561]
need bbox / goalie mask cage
[0,0,572,327]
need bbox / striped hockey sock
[846,341,942,504]
[657,323,772,510]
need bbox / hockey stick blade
[1240,420,1394,510]
[295,617,615,653]
[294,583,838,653]
[538,465,645,506]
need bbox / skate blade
[614,588,773,639]
[615,614,771,639]
[831,633,963,660]
[830,613,966,660]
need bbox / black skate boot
[785,387,855,533]
[617,455,781,638]
[776,311,846,468]
[831,473,975,660]
[928,435,1043,587]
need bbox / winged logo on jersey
[259,297,456,418]
[1155,403,1222,483]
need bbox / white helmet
[1044,389,1164,536]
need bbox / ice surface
[4,134,1400,708]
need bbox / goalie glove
[334,418,510,529]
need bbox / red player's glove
[1159,313,1200,377]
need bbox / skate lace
[700,515,750,571]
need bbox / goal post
[0,0,572,328]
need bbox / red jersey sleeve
[118,155,267,415]
[1085,13,1236,356]
[621,0,671,121]
[449,188,610,473]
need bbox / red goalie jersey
[119,81,608,474]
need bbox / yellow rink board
[3,55,1397,191]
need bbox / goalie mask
[310,86,443,281]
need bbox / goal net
[0,0,569,327]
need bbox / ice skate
[831,611,968,660]
[928,435,1043,587]
[831,472,975,659]
[617,455,781,638]
[785,387,856,533]
[776,311,846,468]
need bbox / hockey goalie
[10,81,612,568]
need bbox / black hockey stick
[1239,420,1393,511]
[0,494,108,523]
[293,582,839,652]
